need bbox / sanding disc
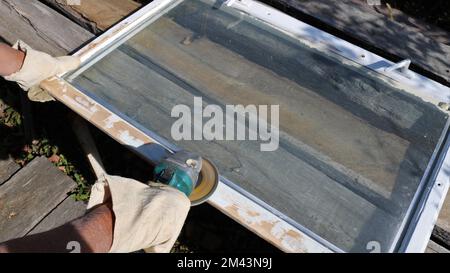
[189,158,219,206]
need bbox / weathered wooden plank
[0,157,76,242]
[0,0,92,54]
[426,240,450,253]
[41,0,140,32]
[262,0,450,85]
[28,196,86,235]
[40,0,102,34]
[0,157,20,186]
[432,226,450,249]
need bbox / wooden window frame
[40,0,450,252]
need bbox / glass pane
[66,0,449,252]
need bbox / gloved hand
[4,40,80,102]
[87,175,191,253]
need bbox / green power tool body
[153,151,219,206]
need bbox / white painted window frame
[41,0,450,253]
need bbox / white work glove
[87,175,191,253]
[4,40,80,102]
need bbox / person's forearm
[0,42,25,76]
[0,204,114,253]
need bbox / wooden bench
[0,157,85,242]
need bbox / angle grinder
[153,151,219,206]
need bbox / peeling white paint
[237,205,276,226]
[234,204,307,250]
[270,221,288,238]
[61,94,95,119]
[74,96,98,113]
[280,232,306,251]
[118,130,145,147]
[271,221,305,251]
[103,115,122,129]
[209,182,330,252]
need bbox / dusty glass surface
[66,0,449,251]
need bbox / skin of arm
[0,42,26,77]
[0,204,114,253]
